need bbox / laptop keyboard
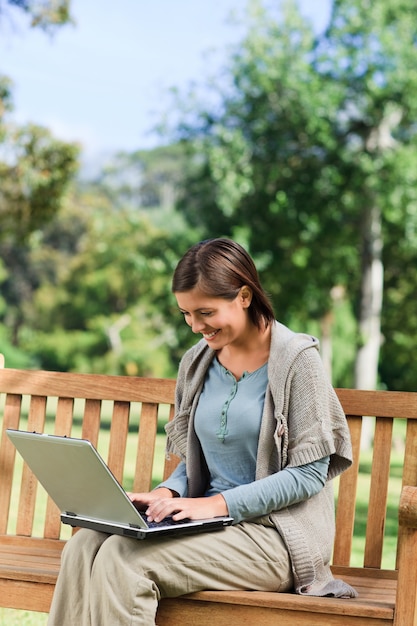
[143,514,191,528]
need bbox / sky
[0,1,330,169]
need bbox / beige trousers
[47,522,293,626]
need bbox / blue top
[159,358,329,523]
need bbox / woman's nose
[189,316,205,333]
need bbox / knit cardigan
[165,321,358,598]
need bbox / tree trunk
[320,309,333,380]
[354,203,383,388]
[354,203,384,448]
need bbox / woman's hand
[130,492,229,523]
[127,487,176,511]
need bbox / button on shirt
[194,358,268,496]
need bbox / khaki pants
[48,522,293,626]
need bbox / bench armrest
[395,486,417,625]
[399,485,417,529]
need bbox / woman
[48,238,356,626]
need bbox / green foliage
[0,75,13,123]
[97,144,189,211]
[1,0,416,390]
[0,124,79,242]
[12,181,199,376]
[0,124,79,358]
[169,0,417,390]
[175,0,361,322]
[0,0,73,30]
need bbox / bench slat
[333,415,362,566]
[402,419,417,487]
[81,398,102,446]
[107,401,130,482]
[157,577,396,625]
[0,394,22,534]
[395,418,417,572]
[133,402,158,492]
[162,404,180,481]
[364,417,393,568]
[16,396,47,536]
[44,397,75,539]
[335,389,417,419]
[0,368,176,403]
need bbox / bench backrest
[334,389,417,570]
[0,368,177,540]
[1,366,417,571]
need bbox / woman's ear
[239,286,253,308]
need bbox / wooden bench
[1,363,417,625]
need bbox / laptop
[6,429,233,539]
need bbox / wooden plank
[396,419,417,568]
[335,388,417,419]
[107,401,130,482]
[133,402,158,492]
[364,417,393,568]
[394,525,417,625]
[54,396,75,437]
[163,403,180,480]
[402,419,417,488]
[0,394,22,534]
[331,565,397,581]
[174,585,395,617]
[157,593,394,626]
[0,534,66,551]
[333,416,362,566]
[0,579,55,612]
[44,397,75,539]
[81,398,102,446]
[16,396,47,536]
[0,369,176,404]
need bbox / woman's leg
[47,529,109,626]
[48,522,293,626]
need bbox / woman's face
[175,286,253,350]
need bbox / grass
[0,609,48,626]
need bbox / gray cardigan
[165,321,357,598]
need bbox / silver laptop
[6,429,233,539]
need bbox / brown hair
[172,238,275,329]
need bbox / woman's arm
[222,456,330,523]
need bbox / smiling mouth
[203,330,219,340]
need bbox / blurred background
[1,0,416,391]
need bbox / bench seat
[0,536,397,624]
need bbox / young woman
[48,238,356,626]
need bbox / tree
[95,144,188,212]
[20,187,198,376]
[169,0,417,391]
[0,0,72,30]
[0,124,79,241]
[0,124,79,347]
[0,0,77,363]
[319,0,417,391]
